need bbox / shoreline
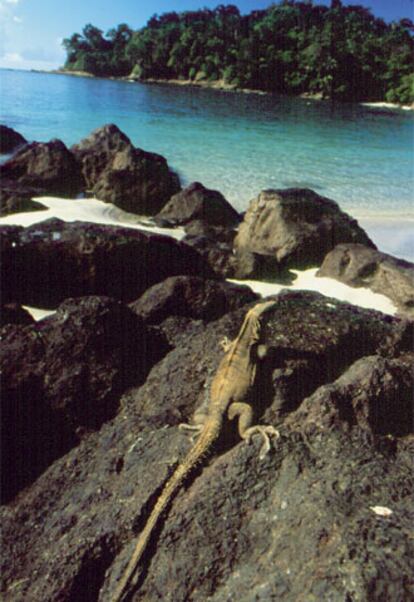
[0,195,407,317]
[1,196,412,263]
[48,69,413,110]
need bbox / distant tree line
[62,1,414,103]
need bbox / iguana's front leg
[220,336,233,353]
[228,401,279,460]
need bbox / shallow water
[1,68,413,259]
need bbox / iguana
[111,299,279,602]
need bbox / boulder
[156,181,240,227]
[0,125,27,154]
[71,124,181,214]
[0,322,76,504]
[0,296,170,502]
[182,228,287,281]
[0,180,47,216]
[233,247,289,280]
[182,232,238,278]
[0,139,84,197]
[179,218,240,278]
[130,275,258,324]
[1,218,217,308]
[1,292,413,602]
[287,352,414,437]
[317,244,414,319]
[183,219,237,242]
[70,123,132,188]
[234,188,376,272]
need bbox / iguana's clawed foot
[178,423,204,442]
[242,425,280,460]
[219,336,233,352]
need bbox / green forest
[62,1,414,104]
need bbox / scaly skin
[110,300,278,602]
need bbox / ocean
[1,68,413,260]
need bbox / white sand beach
[1,196,403,318]
[360,101,413,111]
[0,196,185,240]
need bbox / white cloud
[2,50,23,62]
[0,52,61,70]
[0,0,17,21]
[12,15,22,22]
[4,0,20,4]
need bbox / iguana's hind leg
[178,423,204,438]
[179,411,207,441]
[228,401,279,460]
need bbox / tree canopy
[62,2,414,103]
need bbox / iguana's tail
[110,422,221,602]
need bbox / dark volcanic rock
[1,218,216,308]
[0,321,76,504]
[234,247,290,280]
[130,275,258,324]
[1,292,413,602]
[37,297,170,427]
[0,296,170,502]
[0,180,47,216]
[234,188,376,272]
[183,219,237,242]
[155,187,240,278]
[317,243,414,318]
[182,232,238,278]
[157,181,240,227]
[183,229,287,280]
[71,124,181,214]
[261,290,402,419]
[0,125,27,154]
[0,139,84,196]
[70,123,132,187]
[379,318,414,357]
[0,303,34,326]
[287,352,414,437]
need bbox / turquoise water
[1,68,413,219]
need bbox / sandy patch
[231,267,397,316]
[0,196,185,240]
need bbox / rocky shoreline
[1,123,413,601]
[49,69,414,109]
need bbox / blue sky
[0,0,413,71]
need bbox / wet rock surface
[71,124,181,214]
[1,218,216,308]
[234,188,376,271]
[1,291,413,602]
[318,243,414,318]
[0,125,27,154]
